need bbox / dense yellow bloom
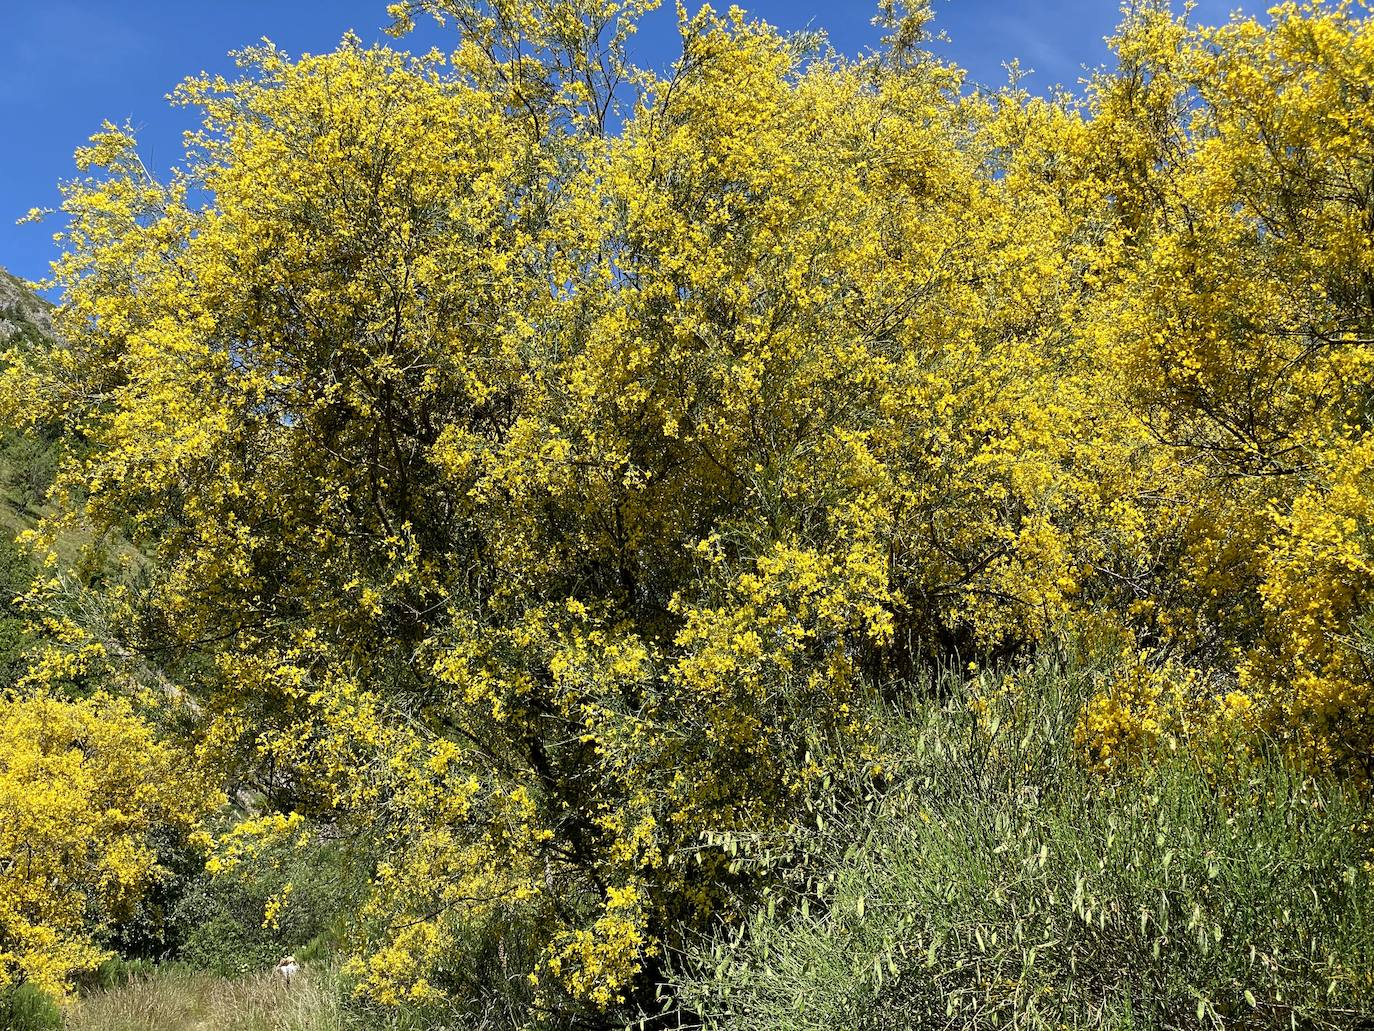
[5,0,1374,1014]
[0,694,220,996]
[1083,0,1374,775]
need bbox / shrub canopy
[4,0,1374,1016]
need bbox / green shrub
[0,983,62,1031]
[672,656,1374,1031]
[0,614,28,687]
[0,529,34,687]
[171,837,367,977]
[0,427,59,515]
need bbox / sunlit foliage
[3,0,1373,1017]
[0,694,219,997]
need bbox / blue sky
[1,0,1254,284]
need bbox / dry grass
[63,965,357,1031]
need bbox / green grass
[1,984,63,1031]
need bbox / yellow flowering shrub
[1083,0,1374,776]
[1075,658,1176,774]
[1071,649,1258,774]
[4,0,1374,1016]
[0,694,220,996]
[1247,436,1374,773]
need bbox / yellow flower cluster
[0,694,220,996]
[1074,655,1195,773]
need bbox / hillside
[0,268,55,346]
[0,268,60,536]
[0,270,59,683]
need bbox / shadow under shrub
[172,835,367,977]
[673,656,1374,1031]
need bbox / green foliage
[0,614,28,685]
[172,839,366,977]
[174,904,283,979]
[0,984,63,1031]
[674,656,1374,1030]
[97,825,211,968]
[0,527,34,600]
[1,428,59,515]
[0,527,34,684]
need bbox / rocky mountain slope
[0,267,55,346]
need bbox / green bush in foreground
[0,984,62,1031]
[673,658,1374,1031]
